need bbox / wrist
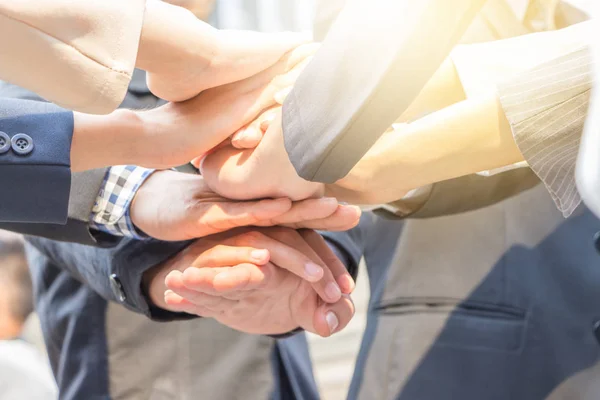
[71,109,145,171]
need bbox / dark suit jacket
[0,72,163,245]
[0,97,72,223]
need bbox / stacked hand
[146,30,310,102]
[199,111,323,201]
[130,170,359,241]
[72,44,318,172]
[129,39,361,337]
[144,227,356,337]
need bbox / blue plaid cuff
[89,166,154,239]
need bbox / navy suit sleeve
[0,98,73,223]
[321,212,374,279]
[26,235,193,321]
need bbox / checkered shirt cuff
[89,166,154,239]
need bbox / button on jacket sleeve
[283,0,487,183]
[0,0,146,114]
[0,98,73,223]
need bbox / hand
[130,170,361,241]
[200,111,324,201]
[147,29,310,102]
[137,44,318,170]
[145,228,356,337]
[70,43,316,172]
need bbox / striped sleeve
[498,45,596,217]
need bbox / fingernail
[325,282,342,301]
[326,311,339,334]
[304,262,323,280]
[340,274,356,293]
[251,249,269,262]
[322,197,338,206]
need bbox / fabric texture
[499,45,594,216]
[90,165,154,239]
[450,21,594,216]
[0,98,73,223]
[0,0,145,114]
[0,71,162,245]
[283,0,488,183]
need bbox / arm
[283,0,487,183]
[0,98,72,223]
[26,226,360,329]
[0,168,116,245]
[327,93,525,205]
[27,235,191,320]
[0,43,316,226]
[0,0,305,114]
[379,168,541,220]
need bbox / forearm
[71,109,145,171]
[328,94,524,205]
[283,0,487,183]
[136,0,217,78]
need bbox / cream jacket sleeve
[0,0,146,114]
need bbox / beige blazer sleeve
[0,0,146,114]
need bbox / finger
[182,263,270,296]
[313,295,355,337]
[231,107,279,149]
[300,229,355,295]
[258,230,342,303]
[165,270,238,310]
[191,244,270,268]
[239,231,343,299]
[259,111,277,133]
[248,54,315,115]
[190,156,203,169]
[189,198,294,237]
[277,204,361,232]
[212,263,271,293]
[272,57,313,92]
[274,87,292,105]
[164,290,217,318]
[231,125,263,149]
[260,197,338,226]
[283,43,320,70]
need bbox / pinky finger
[313,295,355,338]
[164,290,217,318]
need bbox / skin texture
[145,228,355,337]
[129,170,360,242]
[71,44,318,171]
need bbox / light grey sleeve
[498,45,596,217]
[283,0,487,183]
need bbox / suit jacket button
[594,232,600,255]
[0,132,10,154]
[11,133,34,155]
[109,274,127,303]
